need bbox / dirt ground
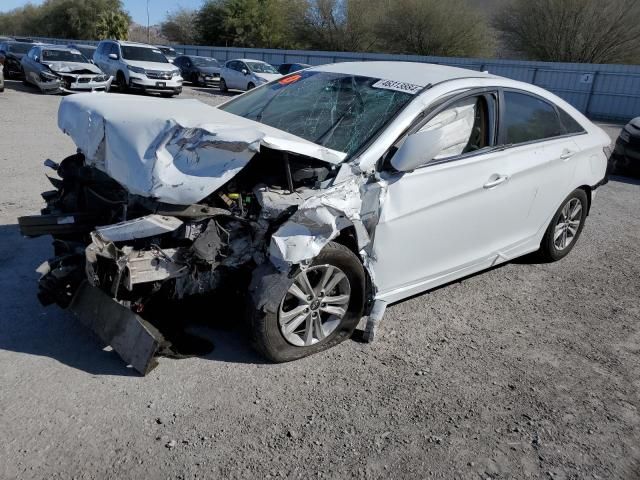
[1,79,639,480]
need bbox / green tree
[95,10,130,40]
[0,0,131,40]
[494,0,640,63]
[161,8,198,45]
[375,0,494,57]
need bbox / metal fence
[30,37,640,123]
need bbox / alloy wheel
[554,197,583,251]
[278,265,351,347]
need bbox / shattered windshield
[246,61,278,74]
[43,50,88,63]
[219,71,416,156]
[121,46,169,63]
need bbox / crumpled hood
[45,61,102,75]
[58,93,346,205]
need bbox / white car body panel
[57,61,610,309]
[220,58,282,91]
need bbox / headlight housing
[94,74,109,82]
[40,70,59,81]
[171,69,181,78]
[128,65,146,75]
[254,76,267,84]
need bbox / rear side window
[502,91,565,144]
[558,108,585,134]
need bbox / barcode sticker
[372,79,422,95]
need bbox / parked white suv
[93,40,182,97]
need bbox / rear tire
[249,242,365,362]
[538,189,588,262]
[219,78,228,92]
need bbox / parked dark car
[0,41,38,78]
[67,43,97,62]
[174,55,221,86]
[158,46,177,63]
[610,117,640,177]
[277,63,311,75]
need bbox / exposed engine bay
[21,148,339,306]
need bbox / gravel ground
[1,79,639,480]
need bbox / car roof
[310,61,496,87]
[106,40,160,48]
[41,45,80,52]
[228,58,267,63]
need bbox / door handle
[560,150,576,160]
[483,175,509,189]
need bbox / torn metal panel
[58,94,346,205]
[69,281,162,375]
[268,176,367,269]
[94,215,183,242]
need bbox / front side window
[419,95,493,160]
[121,46,168,63]
[220,70,415,156]
[502,91,565,144]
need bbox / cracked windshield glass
[219,71,415,155]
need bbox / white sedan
[219,58,281,92]
[20,62,610,371]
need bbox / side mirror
[242,68,248,75]
[390,128,449,172]
[34,56,40,63]
[108,53,118,60]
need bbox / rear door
[497,90,581,243]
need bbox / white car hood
[254,72,282,82]
[45,61,102,74]
[58,93,346,205]
[125,60,178,72]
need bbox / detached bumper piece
[69,281,164,375]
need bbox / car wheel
[538,189,589,262]
[249,242,365,362]
[219,78,228,92]
[116,71,128,93]
[190,72,200,86]
[247,82,255,90]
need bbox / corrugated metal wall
[33,37,640,122]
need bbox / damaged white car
[19,62,610,373]
[21,45,111,94]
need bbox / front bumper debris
[69,281,164,375]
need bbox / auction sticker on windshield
[372,79,422,95]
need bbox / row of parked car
[0,36,310,97]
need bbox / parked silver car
[21,45,111,94]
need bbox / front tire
[219,78,228,92]
[247,82,255,90]
[538,189,588,262]
[249,242,365,362]
[116,71,128,93]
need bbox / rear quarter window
[558,108,586,134]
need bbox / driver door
[370,91,535,301]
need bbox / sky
[0,0,205,26]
